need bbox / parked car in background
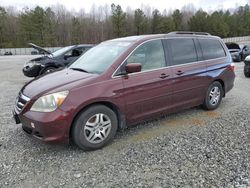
[226,42,242,62]
[31,50,39,55]
[226,42,250,62]
[4,51,13,55]
[241,45,250,60]
[13,32,235,150]
[244,55,250,77]
[23,43,93,77]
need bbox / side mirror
[125,63,142,74]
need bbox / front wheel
[244,66,250,78]
[203,81,224,110]
[72,105,118,150]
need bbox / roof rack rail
[169,31,211,36]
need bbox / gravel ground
[0,55,250,187]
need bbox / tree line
[0,3,250,48]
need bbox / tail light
[229,63,235,71]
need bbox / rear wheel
[72,105,118,150]
[203,81,223,110]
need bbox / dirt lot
[0,55,249,187]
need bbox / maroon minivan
[13,32,235,150]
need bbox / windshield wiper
[70,67,89,73]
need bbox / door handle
[159,73,169,79]
[176,70,184,76]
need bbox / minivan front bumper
[13,107,71,143]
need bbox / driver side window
[64,49,81,57]
[127,40,166,71]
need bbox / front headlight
[30,91,69,112]
[24,61,40,68]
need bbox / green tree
[236,5,250,36]
[71,17,81,44]
[134,8,146,35]
[0,7,7,47]
[19,8,33,45]
[31,6,48,45]
[207,11,229,37]
[111,4,126,37]
[161,16,175,33]
[151,9,162,33]
[189,10,208,32]
[172,9,183,30]
[44,8,56,46]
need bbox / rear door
[198,38,228,84]
[164,38,207,110]
[119,39,173,123]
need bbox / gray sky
[0,0,248,12]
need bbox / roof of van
[108,31,220,43]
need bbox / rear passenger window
[127,40,166,71]
[199,39,226,60]
[167,38,198,66]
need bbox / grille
[15,93,30,112]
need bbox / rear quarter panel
[205,56,235,94]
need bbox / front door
[121,39,173,123]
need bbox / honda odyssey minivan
[13,31,235,150]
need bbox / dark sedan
[226,42,250,62]
[244,55,250,77]
[23,43,93,77]
[241,45,250,60]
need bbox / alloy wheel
[209,86,221,105]
[83,113,112,144]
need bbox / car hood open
[29,43,51,55]
[21,69,96,98]
[225,42,241,50]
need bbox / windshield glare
[69,41,131,74]
[51,46,74,57]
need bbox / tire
[41,66,56,75]
[72,105,118,150]
[203,81,224,110]
[244,66,250,78]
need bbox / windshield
[51,46,74,57]
[69,41,131,74]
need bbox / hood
[22,68,96,98]
[30,55,50,62]
[225,42,240,50]
[228,49,240,53]
[29,43,51,55]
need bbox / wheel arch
[69,101,127,139]
[40,63,58,74]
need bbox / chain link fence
[222,36,250,44]
[0,47,61,55]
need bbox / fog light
[31,122,35,128]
